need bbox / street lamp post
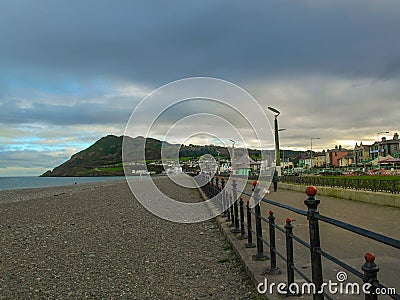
[377,131,389,174]
[278,129,287,167]
[229,139,236,175]
[310,137,320,170]
[216,150,220,175]
[267,107,282,170]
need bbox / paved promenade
[215,183,399,299]
[0,178,258,299]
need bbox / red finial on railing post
[306,185,317,197]
[365,252,375,263]
[362,252,380,300]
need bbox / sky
[1,0,399,176]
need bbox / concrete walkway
[214,185,400,299]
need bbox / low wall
[280,183,400,208]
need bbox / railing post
[231,179,241,233]
[230,194,235,226]
[304,186,323,300]
[214,176,218,198]
[266,210,280,275]
[253,181,268,260]
[225,186,231,222]
[285,217,295,290]
[219,177,227,217]
[226,193,232,224]
[245,200,255,248]
[209,176,214,198]
[362,252,379,300]
[238,197,247,240]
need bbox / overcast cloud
[1,0,399,175]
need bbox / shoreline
[0,178,126,204]
[0,174,170,193]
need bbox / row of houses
[300,132,400,168]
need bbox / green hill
[41,135,168,177]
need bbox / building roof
[234,153,259,169]
[366,155,394,165]
[380,157,400,163]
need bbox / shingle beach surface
[0,178,257,299]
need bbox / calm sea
[0,176,128,191]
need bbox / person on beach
[272,169,279,192]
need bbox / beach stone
[0,178,257,299]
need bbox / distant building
[302,157,313,168]
[354,142,373,165]
[326,145,349,167]
[353,133,399,166]
[338,152,354,167]
[314,152,327,168]
[373,133,400,158]
[234,153,260,176]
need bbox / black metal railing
[199,175,400,300]
[281,176,400,194]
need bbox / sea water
[0,176,128,191]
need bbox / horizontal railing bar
[261,198,308,216]
[373,279,400,300]
[316,214,400,249]
[241,191,308,216]
[316,249,363,279]
[271,222,286,234]
[387,293,400,300]
[289,232,311,249]
[259,236,271,248]
[291,264,312,283]
[375,283,400,300]
[290,265,334,300]
[272,245,287,262]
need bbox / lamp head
[267,106,281,116]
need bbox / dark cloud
[1,0,400,175]
[1,0,400,85]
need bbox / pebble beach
[0,178,257,299]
